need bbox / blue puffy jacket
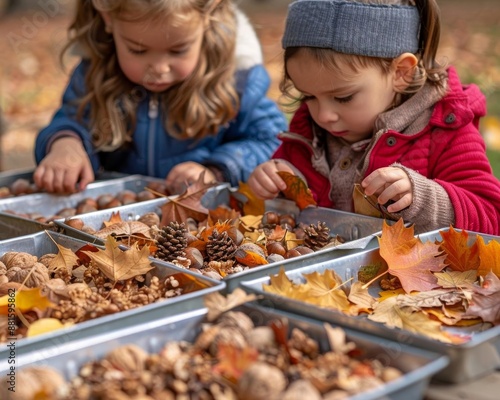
[35,61,287,185]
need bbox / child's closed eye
[335,94,354,104]
[128,48,146,55]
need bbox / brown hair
[63,0,238,150]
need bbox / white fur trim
[235,8,263,70]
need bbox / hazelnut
[76,203,98,214]
[96,193,114,209]
[57,208,77,218]
[116,189,137,205]
[78,198,98,209]
[293,227,306,240]
[136,190,156,202]
[146,181,169,195]
[284,249,301,259]
[279,214,296,229]
[184,247,204,269]
[267,254,285,263]
[103,199,122,209]
[10,178,31,195]
[65,218,85,230]
[266,242,286,257]
[262,211,280,226]
[294,246,314,255]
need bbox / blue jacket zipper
[147,95,159,176]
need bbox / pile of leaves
[8,289,404,400]
[263,220,500,343]
[0,234,210,341]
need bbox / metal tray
[0,174,167,240]
[240,228,500,383]
[2,304,448,400]
[0,168,127,194]
[0,231,225,358]
[56,195,388,293]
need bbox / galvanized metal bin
[56,193,388,293]
[0,174,166,240]
[1,304,449,400]
[0,231,225,359]
[240,228,500,383]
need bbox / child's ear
[392,53,418,91]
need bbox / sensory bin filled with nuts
[66,210,346,280]
[0,241,208,343]
[9,296,403,400]
[1,180,170,223]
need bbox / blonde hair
[64,0,238,150]
[281,0,447,111]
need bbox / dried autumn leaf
[103,211,124,227]
[236,181,265,216]
[263,268,302,299]
[476,235,500,278]
[379,219,447,293]
[300,270,351,312]
[208,206,240,225]
[439,226,480,272]
[434,270,477,288]
[347,282,376,311]
[160,171,218,226]
[204,288,257,322]
[82,236,153,282]
[94,221,152,240]
[213,343,259,382]
[277,171,317,210]
[47,242,80,275]
[75,243,100,264]
[464,272,500,325]
[352,184,399,220]
[239,215,263,232]
[0,288,54,315]
[26,318,71,337]
[396,290,464,310]
[234,243,268,267]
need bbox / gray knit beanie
[282,0,421,58]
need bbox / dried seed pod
[105,344,148,372]
[237,362,287,400]
[266,242,286,257]
[138,212,160,227]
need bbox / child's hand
[247,160,295,199]
[165,162,216,194]
[34,137,94,193]
[361,167,413,213]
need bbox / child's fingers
[78,165,95,191]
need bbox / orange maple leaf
[235,181,265,216]
[439,226,480,271]
[477,236,500,277]
[379,220,447,293]
[213,343,259,382]
[276,171,317,210]
[103,211,124,227]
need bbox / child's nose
[316,105,339,125]
[150,57,171,75]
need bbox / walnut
[38,253,57,268]
[245,326,276,351]
[237,362,287,400]
[4,366,68,400]
[138,212,160,227]
[0,261,6,275]
[106,344,148,372]
[1,252,37,270]
[216,311,254,332]
[209,326,247,356]
[282,380,322,400]
[0,282,23,297]
[6,262,49,288]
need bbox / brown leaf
[434,270,477,288]
[94,221,152,240]
[464,272,500,325]
[439,226,480,272]
[379,220,447,293]
[82,236,153,282]
[48,243,80,275]
[277,171,317,210]
[204,288,257,322]
[353,184,398,220]
[396,290,465,310]
[213,343,259,382]
[160,171,217,226]
[103,211,124,227]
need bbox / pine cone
[155,222,187,262]
[206,229,237,262]
[304,222,331,251]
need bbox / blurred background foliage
[0,0,499,176]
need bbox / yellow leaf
[27,318,72,337]
[0,288,54,315]
[434,270,477,288]
[301,270,351,311]
[263,268,299,299]
[237,181,265,216]
[378,288,406,301]
[82,236,153,281]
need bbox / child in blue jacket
[34,0,286,193]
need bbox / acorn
[284,249,301,259]
[279,214,296,229]
[97,193,115,209]
[104,199,122,209]
[65,218,85,230]
[76,203,98,214]
[57,208,77,218]
[116,189,137,205]
[137,190,156,202]
[262,211,280,226]
[294,246,314,255]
